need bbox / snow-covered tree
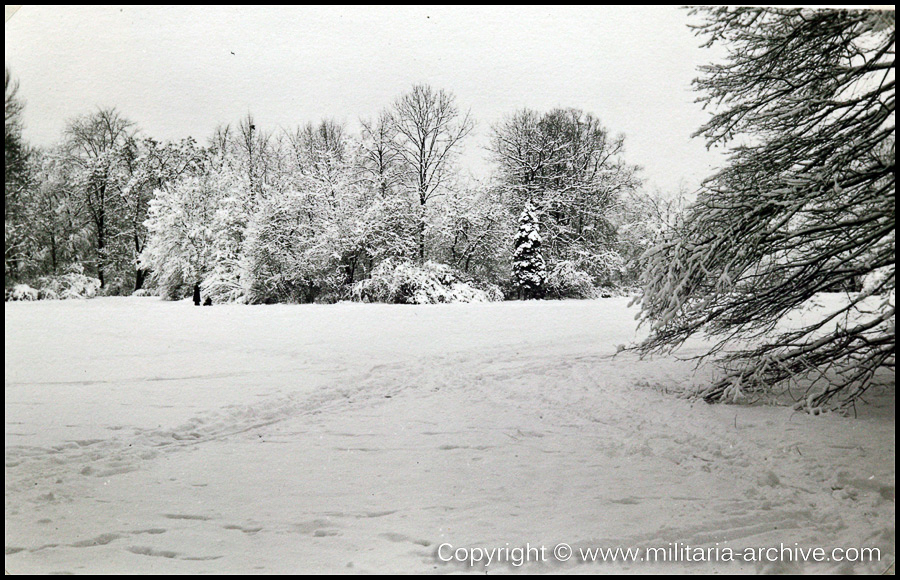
[616,185,693,283]
[4,69,27,184]
[357,111,420,269]
[199,169,253,303]
[490,107,641,285]
[117,137,208,291]
[211,113,277,201]
[430,181,513,285]
[58,108,138,290]
[16,151,89,280]
[5,67,33,286]
[141,175,216,299]
[241,174,359,304]
[242,120,405,303]
[636,7,894,410]
[512,201,546,299]
[139,140,241,301]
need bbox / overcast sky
[2,6,799,192]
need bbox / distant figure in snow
[203,297,212,306]
[193,284,201,306]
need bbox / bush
[350,259,502,304]
[37,287,59,300]
[6,284,39,301]
[201,260,247,304]
[544,261,597,299]
[595,285,638,298]
[98,276,130,297]
[314,286,354,304]
[244,269,343,305]
[35,271,102,300]
[472,280,505,303]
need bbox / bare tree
[209,114,274,204]
[389,84,473,263]
[287,119,348,185]
[359,110,401,198]
[636,7,894,411]
[238,113,275,199]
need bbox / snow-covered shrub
[245,269,342,305]
[350,259,501,304]
[578,248,628,287]
[37,287,59,300]
[201,257,247,304]
[132,288,154,297]
[35,270,102,300]
[99,275,130,297]
[544,261,597,299]
[595,285,638,298]
[473,281,505,303]
[313,286,355,304]
[7,284,39,301]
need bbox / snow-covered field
[5,296,894,574]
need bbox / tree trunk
[133,233,145,291]
[50,233,58,273]
[134,268,147,292]
[96,227,105,288]
[94,196,106,287]
[418,219,426,264]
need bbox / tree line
[5,80,665,303]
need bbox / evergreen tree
[512,201,546,299]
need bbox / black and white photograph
[4,5,895,574]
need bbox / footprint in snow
[609,497,642,505]
[171,432,202,441]
[223,524,263,534]
[163,513,213,521]
[127,546,178,559]
[70,533,122,548]
[380,532,432,546]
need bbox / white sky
[3,5,862,193]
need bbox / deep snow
[5,296,894,574]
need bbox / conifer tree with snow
[512,201,546,299]
[636,7,894,411]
